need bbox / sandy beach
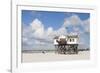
[22,51,90,63]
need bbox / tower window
[70,39,71,42]
[73,39,74,42]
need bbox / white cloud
[55,27,67,36]
[22,18,68,50]
[63,14,82,27]
[34,40,45,45]
[23,14,90,50]
[63,14,90,32]
[63,18,70,27]
[47,27,53,34]
[30,19,45,38]
[69,15,81,25]
[63,14,90,34]
[30,19,43,31]
[83,19,90,33]
[62,14,90,48]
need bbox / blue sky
[22,10,90,50]
[22,10,89,29]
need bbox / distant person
[42,51,45,54]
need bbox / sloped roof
[54,36,59,39]
[67,35,78,38]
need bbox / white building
[53,34,79,54]
[53,34,78,45]
[67,35,78,45]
